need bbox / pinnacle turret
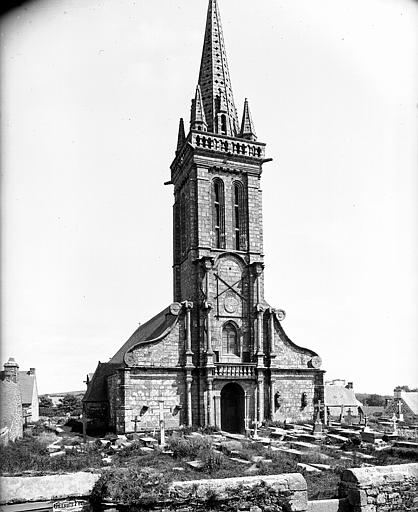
[190,85,208,132]
[239,98,257,141]
[196,0,239,136]
[176,118,186,154]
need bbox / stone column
[269,308,277,359]
[214,395,221,430]
[256,304,265,365]
[207,378,214,426]
[183,301,194,366]
[270,379,275,420]
[181,301,194,427]
[251,262,265,367]
[204,301,214,365]
[186,373,193,427]
[244,392,250,436]
[257,371,265,424]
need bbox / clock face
[223,292,239,314]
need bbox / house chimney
[346,382,353,389]
[29,368,36,375]
[3,358,19,383]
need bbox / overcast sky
[1,0,417,395]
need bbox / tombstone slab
[297,463,321,473]
[186,460,205,470]
[229,457,252,464]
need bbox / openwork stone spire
[197,0,239,137]
[190,85,208,131]
[176,118,186,154]
[239,98,257,141]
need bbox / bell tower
[170,0,268,303]
[167,0,323,430]
[168,0,270,427]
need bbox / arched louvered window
[222,322,239,356]
[213,178,225,248]
[233,181,246,251]
[221,114,227,134]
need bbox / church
[83,0,324,435]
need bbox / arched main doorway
[221,382,245,433]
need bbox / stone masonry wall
[270,321,315,369]
[169,473,307,511]
[340,463,418,512]
[0,380,23,445]
[107,373,118,429]
[272,374,316,423]
[122,370,186,431]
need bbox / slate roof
[324,385,363,408]
[400,391,418,415]
[109,305,176,365]
[18,372,36,405]
[84,305,177,403]
[82,362,120,403]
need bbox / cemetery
[1,405,417,510]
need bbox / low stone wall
[0,472,100,504]
[340,463,418,511]
[170,473,307,511]
[1,464,417,511]
[307,498,350,512]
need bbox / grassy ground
[2,426,417,502]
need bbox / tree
[394,385,418,392]
[365,394,385,406]
[58,394,82,416]
[39,396,54,408]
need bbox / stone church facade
[84,0,324,434]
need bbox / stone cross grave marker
[131,415,140,433]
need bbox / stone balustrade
[190,131,265,159]
[214,363,256,378]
